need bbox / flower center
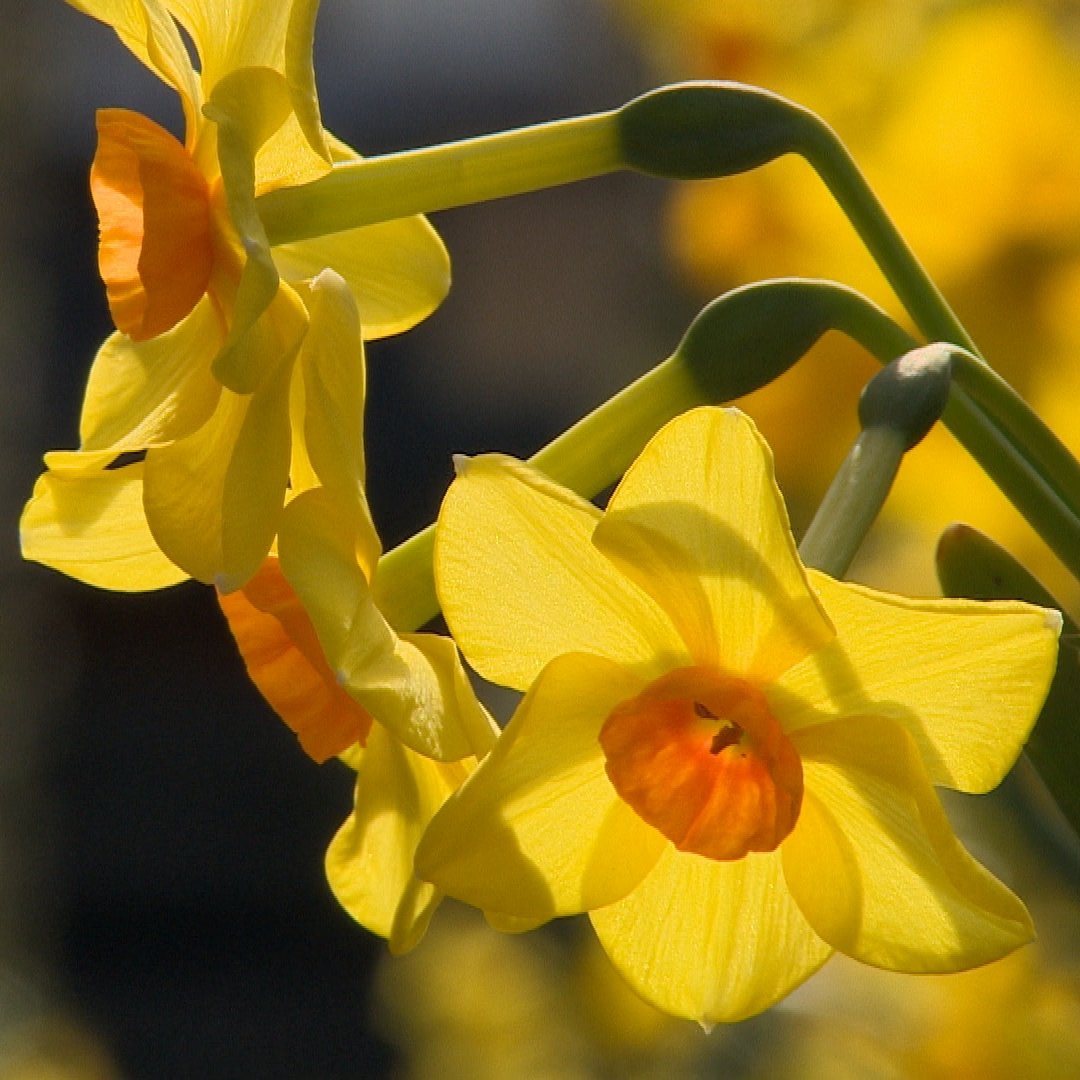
[599,666,802,861]
[90,109,214,341]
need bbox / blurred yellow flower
[21,0,449,591]
[608,0,1080,603]
[418,407,1059,1025]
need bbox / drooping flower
[417,406,1061,1025]
[209,268,495,949]
[21,0,449,591]
[216,491,497,952]
[218,547,493,952]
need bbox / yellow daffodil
[205,270,495,949]
[417,406,1060,1025]
[21,0,449,591]
[218,549,492,952]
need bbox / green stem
[799,345,952,576]
[798,426,907,577]
[796,120,979,355]
[259,82,976,366]
[372,353,702,630]
[949,349,1080,518]
[940,385,1080,582]
[258,112,622,246]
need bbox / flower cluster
[19,0,1070,1030]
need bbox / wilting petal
[416,653,666,921]
[78,300,221,452]
[217,557,371,762]
[436,454,684,692]
[596,407,833,681]
[70,0,201,128]
[783,715,1034,972]
[590,845,831,1026]
[326,726,473,953]
[20,459,187,590]
[274,215,451,340]
[295,269,366,501]
[773,572,1061,792]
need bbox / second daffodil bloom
[20,0,448,591]
[218,549,494,952]
[210,296,496,951]
[417,407,1061,1025]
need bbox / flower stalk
[798,345,953,577]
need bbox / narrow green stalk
[949,349,1080,519]
[258,111,622,246]
[798,426,908,578]
[796,120,979,355]
[799,345,953,576]
[940,385,1080,583]
[259,81,976,366]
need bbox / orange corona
[90,108,215,341]
[600,666,802,861]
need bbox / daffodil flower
[417,406,1061,1025]
[21,0,448,591]
[219,552,493,953]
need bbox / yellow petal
[783,715,1034,972]
[164,0,289,95]
[415,653,666,921]
[773,572,1062,792]
[279,489,486,761]
[219,364,294,589]
[590,845,831,1025]
[78,300,221,452]
[596,407,833,681]
[295,269,366,501]
[284,0,331,163]
[204,67,309,394]
[21,460,188,590]
[273,215,451,340]
[436,454,683,691]
[325,725,472,952]
[143,364,291,587]
[278,487,385,658]
[70,0,201,129]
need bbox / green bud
[858,343,953,451]
[616,81,812,180]
[675,279,843,403]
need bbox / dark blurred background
[0,3,692,1076]
[7,4,1080,1078]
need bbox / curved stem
[795,118,979,356]
[372,353,701,630]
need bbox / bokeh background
[2,2,1079,1077]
